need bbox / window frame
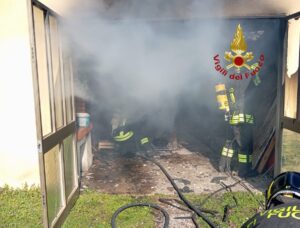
[275,14,300,175]
[29,1,78,227]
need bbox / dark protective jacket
[242,202,300,228]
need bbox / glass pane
[284,18,300,119]
[63,39,75,122]
[286,18,300,79]
[62,45,73,123]
[44,145,64,225]
[70,62,75,121]
[33,7,52,136]
[282,129,300,172]
[49,15,64,129]
[284,69,298,119]
[63,134,76,198]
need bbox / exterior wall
[0,0,79,188]
[0,0,39,187]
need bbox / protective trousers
[219,124,253,176]
[234,124,253,176]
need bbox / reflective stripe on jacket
[113,130,134,142]
[221,146,235,158]
[229,112,254,125]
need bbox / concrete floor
[82,144,270,195]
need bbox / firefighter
[216,80,255,177]
[112,115,152,156]
[242,171,300,227]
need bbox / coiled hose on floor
[111,202,170,228]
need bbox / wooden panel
[257,135,275,173]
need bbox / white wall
[0,0,39,187]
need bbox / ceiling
[98,0,300,19]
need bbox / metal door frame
[275,11,300,176]
[27,0,79,227]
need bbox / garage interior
[61,0,299,227]
[72,9,280,191]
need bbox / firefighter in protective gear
[112,117,152,156]
[216,80,255,177]
[242,172,300,227]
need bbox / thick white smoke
[61,0,249,133]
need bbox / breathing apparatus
[215,83,236,121]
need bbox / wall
[0,0,39,187]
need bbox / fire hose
[111,152,218,228]
[110,148,264,227]
[141,154,218,228]
[111,202,170,228]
